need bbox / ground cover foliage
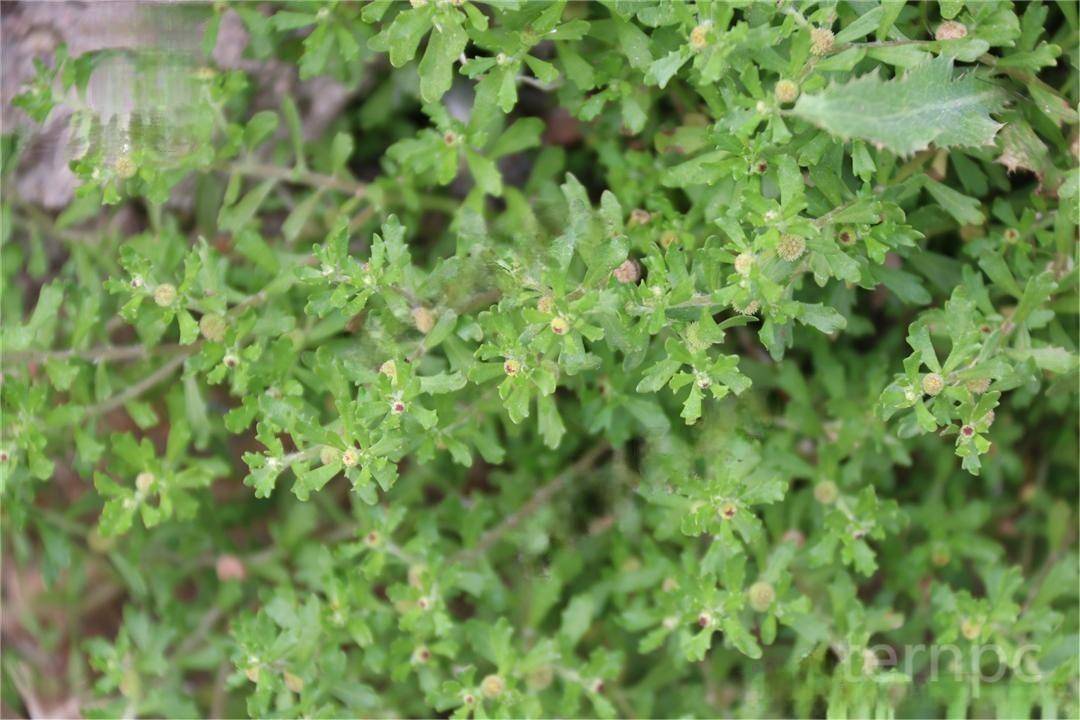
[1,0,1079,717]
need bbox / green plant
[2,1,1077,718]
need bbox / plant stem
[81,290,269,418]
[2,343,181,366]
[84,349,196,418]
[226,161,364,196]
[453,442,610,564]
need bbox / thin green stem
[83,349,195,418]
[226,161,365,196]
[452,442,611,564]
[2,343,181,366]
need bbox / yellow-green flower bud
[810,27,835,56]
[814,480,838,505]
[412,306,435,334]
[114,156,137,179]
[734,252,755,276]
[774,79,799,104]
[135,471,155,493]
[480,674,505,699]
[922,372,945,396]
[153,283,177,307]
[777,234,806,262]
[747,581,776,612]
[199,313,227,342]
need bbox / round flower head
[135,471,155,493]
[810,26,835,55]
[629,208,651,226]
[411,306,435,334]
[341,447,360,467]
[734,252,755,276]
[526,665,554,690]
[921,372,945,396]
[718,501,738,520]
[537,295,555,314]
[960,617,982,640]
[153,283,177,307]
[481,674,505,699]
[935,21,967,40]
[550,316,570,335]
[199,313,227,342]
[215,553,246,582]
[774,79,799,104]
[319,445,339,466]
[966,377,991,394]
[114,156,137,179]
[503,358,522,376]
[783,529,806,547]
[930,544,951,567]
[689,22,711,51]
[814,480,839,504]
[613,259,641,284]
[777,234,806,262]
[748,581,776,612]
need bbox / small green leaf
[797,304,847,334]
[418,18,467,103]
[219,179,277,233]
[537,394,566,449]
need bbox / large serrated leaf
[791,57,1007,156]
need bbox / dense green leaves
[2,1,1077,719]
